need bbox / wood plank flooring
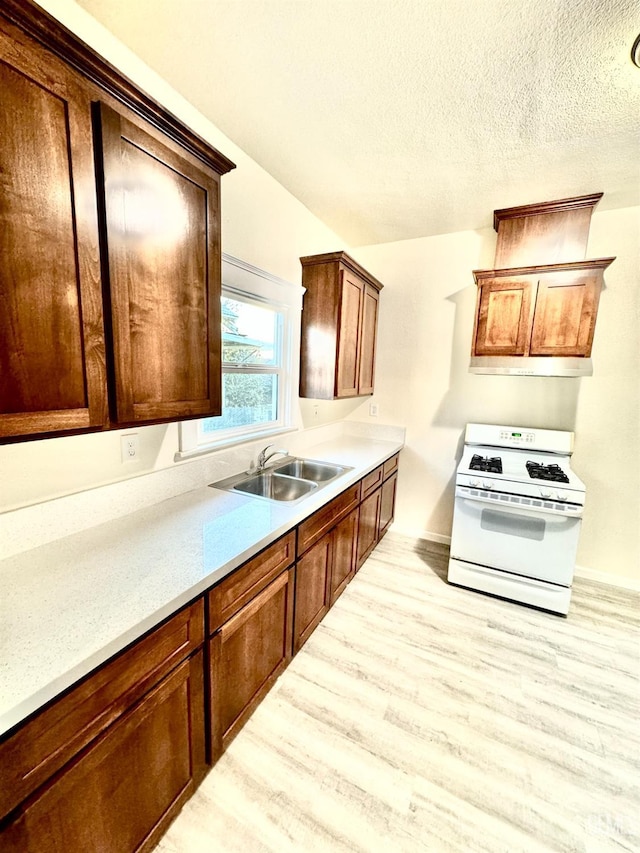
[155,533,640,853]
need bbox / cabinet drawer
[383,454,399,480]
[208,532,296,634]
[361,465,383,499]
[0,598,204,821]
[297,483,361,556]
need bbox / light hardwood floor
[156,533,640,853]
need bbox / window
[179,255,301,455]
[203,291,284,437]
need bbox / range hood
[470,356,593,377]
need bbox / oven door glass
[450,493,581,585]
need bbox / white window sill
[174,425,299,462]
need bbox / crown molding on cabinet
[492,193,604,231]
[0,0,235,175]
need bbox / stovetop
[456,424,585,503]
[457,444,585,502]
[469,454,503,474]
[525,461,570,484]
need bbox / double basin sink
[211,457,353,503]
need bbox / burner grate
[526,461,569,483]
[469,454,502,474]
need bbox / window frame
[178,254,302,457]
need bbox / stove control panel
[465,424,574,455]
[499,429,535,444]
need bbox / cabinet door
[379,472,398,540]
[357,488,382,569]
[0,23,107,439]
[529,271,602,356]
[210,568,294,760]
[0,599,204,822]
[2,653,205,853]
[294,534,332,652]
[95,102,222,425]
[473,278,534,356]
[330,508,359,605]
[336,270,364,397]
[357,283,379,395]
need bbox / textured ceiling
[76,0,640,246]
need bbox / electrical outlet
[121,433,139,463]
[369,402,379,417]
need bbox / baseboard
[388,524,451,546]
[574,564,640,592]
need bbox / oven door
[450,487,582,585]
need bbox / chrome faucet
[256,444,289,472]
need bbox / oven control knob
[556,491,568,502]
[482,480,493,490]
[469,479,480,488]
[539,488,552,499]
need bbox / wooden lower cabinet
[329,508,359,605]
[2,652,205,853]
[356,455,399,568]
[209,567,294,760]
[357,487,382,569]
[0,455,400,853]
[379,472,398,540]
[294,534,332,653]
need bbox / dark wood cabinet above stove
[472,258,615,360]
[470,194,615,372]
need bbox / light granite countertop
[0,435,403,738]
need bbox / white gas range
[448,423,585,615]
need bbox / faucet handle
[257,443,273,463]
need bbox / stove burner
[526,461,570,483]
[469,454,502,474]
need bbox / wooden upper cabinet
[529,269,602,356]
[471,194,615,364]
[335,270,364,397]
[300,252,383,399]
[0,1,234,441]
[471,260,614,359]
[0,19,107,439]
[358,283,380,395]
[95,102,222,424]
[473,277,533,356]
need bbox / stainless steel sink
[210,456,353,503]
[232,471,317,501]
[272,459,346,482]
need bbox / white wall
[348,206,640,580]
[0,0,348,513]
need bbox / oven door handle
[456,490,584,519]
